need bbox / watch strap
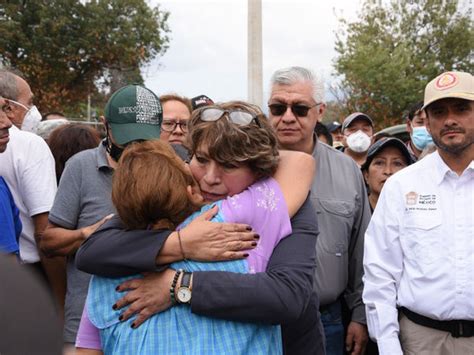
[176,271,192,304]
[180,272,192,289]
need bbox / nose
[203,161,222,185]
[172,124,184,135]
[383,164,394,176]
[444,109,459,127]
[281,106,297,124]
[0,112,12,129]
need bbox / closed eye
[195,155,208,164]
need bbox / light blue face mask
[411,126,433,150]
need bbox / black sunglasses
[268,102,321,117]
[199,107,260,127]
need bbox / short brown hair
[186,101,280,179]
[112,140,198,230]
[159,94,193,114]
[48,124,100,182]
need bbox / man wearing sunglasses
[269,66,371,355]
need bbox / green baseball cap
[105,85,162,145]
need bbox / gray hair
[270,66,325,104]
[0,69,20,100]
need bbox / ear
[186,185,204,207]
[99,115,106,125]
[406,119,413,134]
[342,134,348,147]
[425,114,433,135]
[316,103,326,122]
[363,170,369,184]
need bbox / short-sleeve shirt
[0,126,56,262]
[49,142,115,343]
[78,177,292,354]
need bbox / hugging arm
[274,150,315,217]
[191,195,318,323]
[75,215,170,277]
[76,208,256,277]
[76,198,318,323]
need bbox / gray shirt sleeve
[344,164,371,324]
[48,157,82,229]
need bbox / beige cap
[423,71,474,110]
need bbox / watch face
[177,287,192,303]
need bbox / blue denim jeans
[320,301,344,355]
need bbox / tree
[333,0,473,129]
[0,0,170,116]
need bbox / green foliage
[0,0,169,115]
[333,0,473,129]
[321,101,346,124]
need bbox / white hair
[270,66,325,104]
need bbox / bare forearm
[41,225,86,256]
[155,232,183,265]
[32,214,67,315]
[39,254,67,315]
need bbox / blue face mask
[411,126,433,150]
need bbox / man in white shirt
[0,69,65,307]
[363,70,474,355]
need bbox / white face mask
[7,99,43,133]
[21,105,42,133]
[346,130,371,153]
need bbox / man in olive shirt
[268,66,371,355]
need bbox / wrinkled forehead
[269,82,314,104]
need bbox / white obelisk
[248,0,263,108]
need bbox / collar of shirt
[96,140,112,171]
[432,150,474,185]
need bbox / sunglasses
[268,102,320,117]
[199,107,260,127]
[161,119,188,133]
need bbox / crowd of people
[0,66,472,355]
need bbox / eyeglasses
[5,99,30,112]
[1,99,29,114]
[161,119,188,133]
[199,107,260,127]
[268,102,321,117]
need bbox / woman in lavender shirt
[76,101,315,355]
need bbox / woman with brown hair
[47,124,101,182]
[76,101,315,354]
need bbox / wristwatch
[176,271,192,304]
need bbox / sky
[144,0,361,107]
